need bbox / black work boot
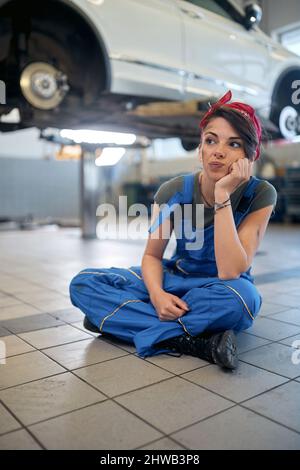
[157,330,238,370]
[83,316,100,333]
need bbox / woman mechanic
[70,90,277,370]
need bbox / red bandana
[199,90,262,161]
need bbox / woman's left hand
[215,159,253,197]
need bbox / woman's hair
[199,106,260,161]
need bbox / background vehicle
[0,0,300,147]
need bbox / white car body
[1,0,300,140]
[68,0,300,118]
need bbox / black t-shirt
[154,170,277,228]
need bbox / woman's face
[199,117,247,182]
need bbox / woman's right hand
[150,289,190,321]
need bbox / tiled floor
[0,224,299,450]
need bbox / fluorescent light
[60,129,136,145]
[95,147,126,166]
[0,108,20,123]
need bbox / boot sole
[83,316,100,333]
[216,330,238,370]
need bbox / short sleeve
[153,176,184,205]
[248,180,278,216]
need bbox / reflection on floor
[0,225,300,450]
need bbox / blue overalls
[70,173,263,358]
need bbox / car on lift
[0,0,300,148]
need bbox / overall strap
[236,176,262,214]
[148,173,195,234]
[182,173,195,203]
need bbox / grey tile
[0,429,42,450]
[146,353,208,375]
[288,289,300,297]
[19,324,92,349]
[240,343,300,379]
[0,372,105,425]
[29,401,162,450]
[182,362,288,403]
[0,326,11,337]
[116,377,233,434]
[42,337,128,370]
[270,293,300,309]
[0,403,21,435]
[171,406,300,450]
[236,332,271,354]
[74,355,173,397]
[0,351,65,390]
[243,381,300,433]
[272,309,300,326]
[0,335,35,358]
[246,317,300,341]
[280,334,300,348]
[49,307,84,323]
[258,302,290,317]
[139,438,185,450]
[1,313,64,334]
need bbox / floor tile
[0,372,105,425]
[268,293,300,309]
[1,281,44,295]
[246,317,300,341]
[145,353,208,375]
[0,429,42,450]
[182,362,288,403]
[99,334,137,354]
[74,355,173,397]
[258,301,290,317]
[243,381,300,433]
[13,290,66,303]
[0,351,65,390]
[49,307,84,323]
[0,296,22,308]
[116,377,233,434]
[28,298,72,313]
[280,333,300,348]
[19,324,92,349]
[0,304,42,321]
[0,326,11,337]
[29,401,162,450]
[0,403,21,435]
[71,321,100,338]
[171,406,300,450]
[1,313,64,334]
[0,335,35,359]
[236,332,270,354]
[139,437,185,450]
[42,337,128,370]
[240,343,300,379]
[272,309,300,326]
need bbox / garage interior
[0,0,300,450]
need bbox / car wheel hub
[20,62,69,110]
[279,106,300,139]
